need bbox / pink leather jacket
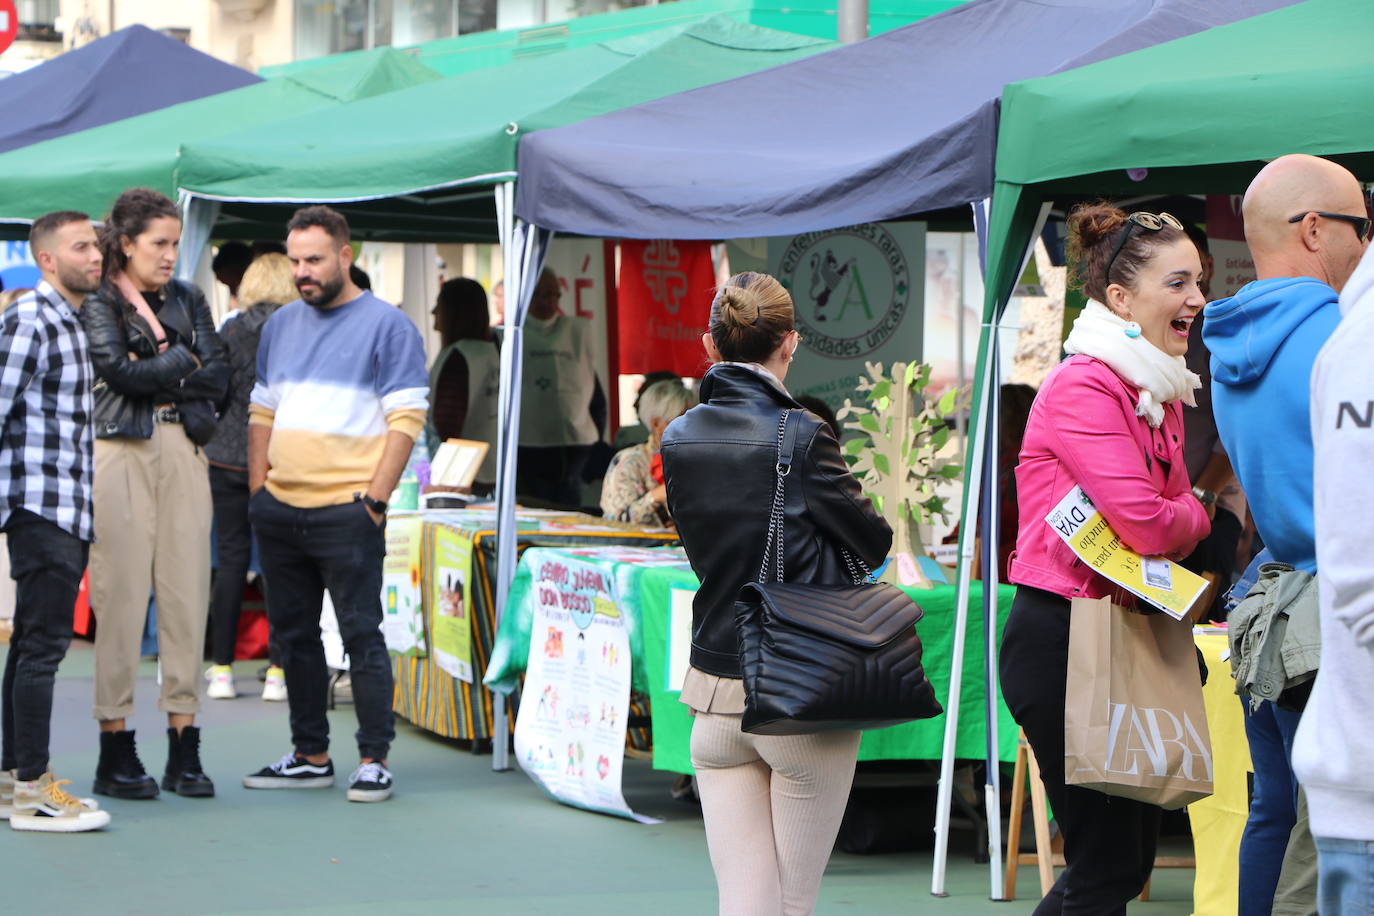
[1009,355,1210,601]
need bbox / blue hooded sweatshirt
[1202,277,1341,571]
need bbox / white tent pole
[491,181,552,771]
[932,199,1048,897]
[982,336,1004,900]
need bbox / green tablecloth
[487,546,1018,773]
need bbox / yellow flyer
[1045,486,1208,620]
[429,525,475,683]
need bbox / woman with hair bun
[1001,204,1211,913]
[660,272,892,915]
[82,187,229,800]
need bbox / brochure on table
[514,548,661,823]
[1045,486,1208,620]
[430,524,475,682]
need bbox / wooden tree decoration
[836,361,963,587]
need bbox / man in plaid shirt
[0,211,108,833]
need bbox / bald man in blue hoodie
[1204,153,1369,916]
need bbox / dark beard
[58,263,100,296]
[299,272,344,308]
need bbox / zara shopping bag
[1064,596,1213,809]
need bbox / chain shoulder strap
[757,409,870,587]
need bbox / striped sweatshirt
[249,291,428,508]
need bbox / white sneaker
[1,768,98,819]
[262,666,287,702]
[11,771,111,833]
[206,665,237,700]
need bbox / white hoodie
[1292,246,1374,840]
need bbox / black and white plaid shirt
[0,280,93,541]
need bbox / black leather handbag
[734,409,943,736]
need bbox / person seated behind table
[1001,203,1210,913]
[427,277,499,492]
[600,379,695,526]
[613,371,682,450]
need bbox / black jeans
[209,466,280,667]
[248,490,394,761]
[999,586,1162,915]
[2,509,89,780]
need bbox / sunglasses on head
[1287,211,1372,244]
[1105,211,1184,283]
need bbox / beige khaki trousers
[690,711,861,916]
[90,423,212,720]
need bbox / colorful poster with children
[514,549,658,823]
[430,524,474,683]
[381,514,426,656]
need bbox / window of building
[296,0,501,59]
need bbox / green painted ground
[0,643,1196,914]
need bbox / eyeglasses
[1105,211,1184,284]
[1287,211,1372,244]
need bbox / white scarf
[1063,301,1200,428]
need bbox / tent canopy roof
[0,24,258,155]
[0,48,440,233]
[513,0,1300,240]
[263,0,964,79]
[176,17,834,240]
[994,0,1374,197]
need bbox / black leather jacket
[661,364,892,678]
[83,278,229,441]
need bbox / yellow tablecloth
[1189,630,1251,916]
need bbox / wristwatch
[356,492,388,515]
[1192,486,1217,507]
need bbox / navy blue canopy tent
[515,0,1297,240]
[514,0,1298,900]
[0,25,258,155]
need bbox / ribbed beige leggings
[690,711,861,916]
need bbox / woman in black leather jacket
[82,188,228,801]
[661,271,891,916]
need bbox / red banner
[617,240,715,376]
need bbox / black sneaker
[242,753,334,789]
[346,761,393,803]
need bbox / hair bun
[1067,203,1127,250]
[716,286,760,328]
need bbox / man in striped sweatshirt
[242,206,427,803]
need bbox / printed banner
[382,514,426,656]
[617,239,716,376]
[514,550,659,823]
[1205,195,1256,299]
[1046,486,1208,620]
[430,524,475,683]
[727,223,926,417]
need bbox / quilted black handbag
[734,409,943,736]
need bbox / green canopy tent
[263,0,963,79]
[173,16,838,773]
[0,47,440,241]
[173,18,835,242]
[947,0,1374,876]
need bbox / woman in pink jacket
[1001,203,1211,914]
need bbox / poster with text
[429,525,474,683]
[1205,195,1256,299]
[727,223,926,417]
[382,514,426,656]
[617,239,716,376]
[514,550,659,823]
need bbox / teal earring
[1124,321,1142,339]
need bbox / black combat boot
[163,726,215,798]
[93,730,159,799]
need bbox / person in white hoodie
[1295,234,1374,914]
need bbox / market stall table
[485,544,1019,770]
[387,510,676,743]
